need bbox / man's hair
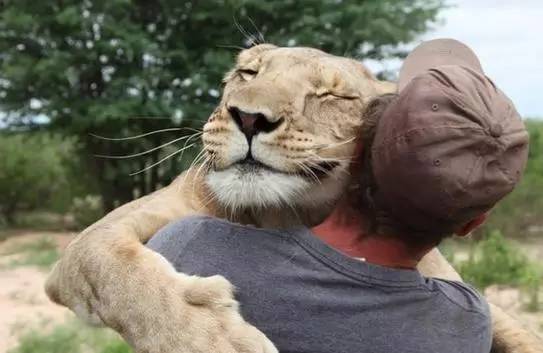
[350,94,451,248]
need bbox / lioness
[46,44,541,353]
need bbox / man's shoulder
[158,214,233,234]
[425,277,490,317]
[147,215,287,262]
[146,215,210,261]
[414,278,492,352]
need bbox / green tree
[0,133,72,224]
[0,0,444,210]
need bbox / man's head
[355,39,529,247]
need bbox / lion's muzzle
[228,106,285,144]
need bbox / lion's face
[202,44,392,213]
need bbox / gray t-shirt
[148,215,491,353]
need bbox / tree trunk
[150,149,159,191]
[3,204,17,225]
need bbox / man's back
[148,216,491,353]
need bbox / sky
[364,0,543,118]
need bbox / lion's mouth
[235,156,273,173]
[234,157,339,180]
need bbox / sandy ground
[0,231,74,353]
[485,285,543,340]
[0,231,541,353]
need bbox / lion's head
[201,44,394,222]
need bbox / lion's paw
[45,260,104,326]
[183,274,237,308]
[72,303,105,326]
[229,323,279,353]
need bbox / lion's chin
[205,165,310,210]
[205,163,350,214]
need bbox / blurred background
[0,1,541,352]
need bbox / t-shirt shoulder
[427,279,492,352]
[146,215,285,263]
[427,278,490,316]
[146,214,214,262]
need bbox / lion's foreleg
[45,180,194,321]
[44,175,276,352]
[489,304,543,353]
[417,248,462,281]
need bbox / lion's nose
[228,107,284,142]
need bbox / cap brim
[398,38,484,92]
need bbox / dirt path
[0,231,74,353]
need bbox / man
[147,39,529,353]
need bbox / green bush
[9,320,132,353]
[9,211,68,231]
[0,133,72,224]
[3,236,59,269]
[457,230,541,311]
[70,195,105,230]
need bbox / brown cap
[399,38,484,92]
[371,39,529,236]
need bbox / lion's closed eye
[317,90,359,100]
[238,69,258,81]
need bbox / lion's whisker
[90,127,202,141]
[125,117,207,124]
[199,191,218,213]
[308,154,353,163]
[233,15,258,47]
[216,44,245,51]
[198,188,216,212]
[246,15,265,44]
[300,164,321,184]
[94,133,202,159]
[182,148,209,185]
[296,148,353,159]
[187,149,208,176]
[310,137,356,151]
[294,161,322,185]
[192,157,213,196]
[197,160,222,212]
[305,150,354,163]
[176,131,204,163]
[189,148,208,171]
[304,160,337,180]
[129,143,197,176]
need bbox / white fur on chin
[205,163,350,212]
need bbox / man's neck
[311,199,427,270]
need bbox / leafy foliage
[0,134,73,223]
[0,0,444,210]
[7,236,59,269]
[459,231,539,288]
[70,194,104,229]
[8,319,131,353]
[451,230,541,311]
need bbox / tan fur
[45,45,541,353]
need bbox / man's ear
[455,213,488,237]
